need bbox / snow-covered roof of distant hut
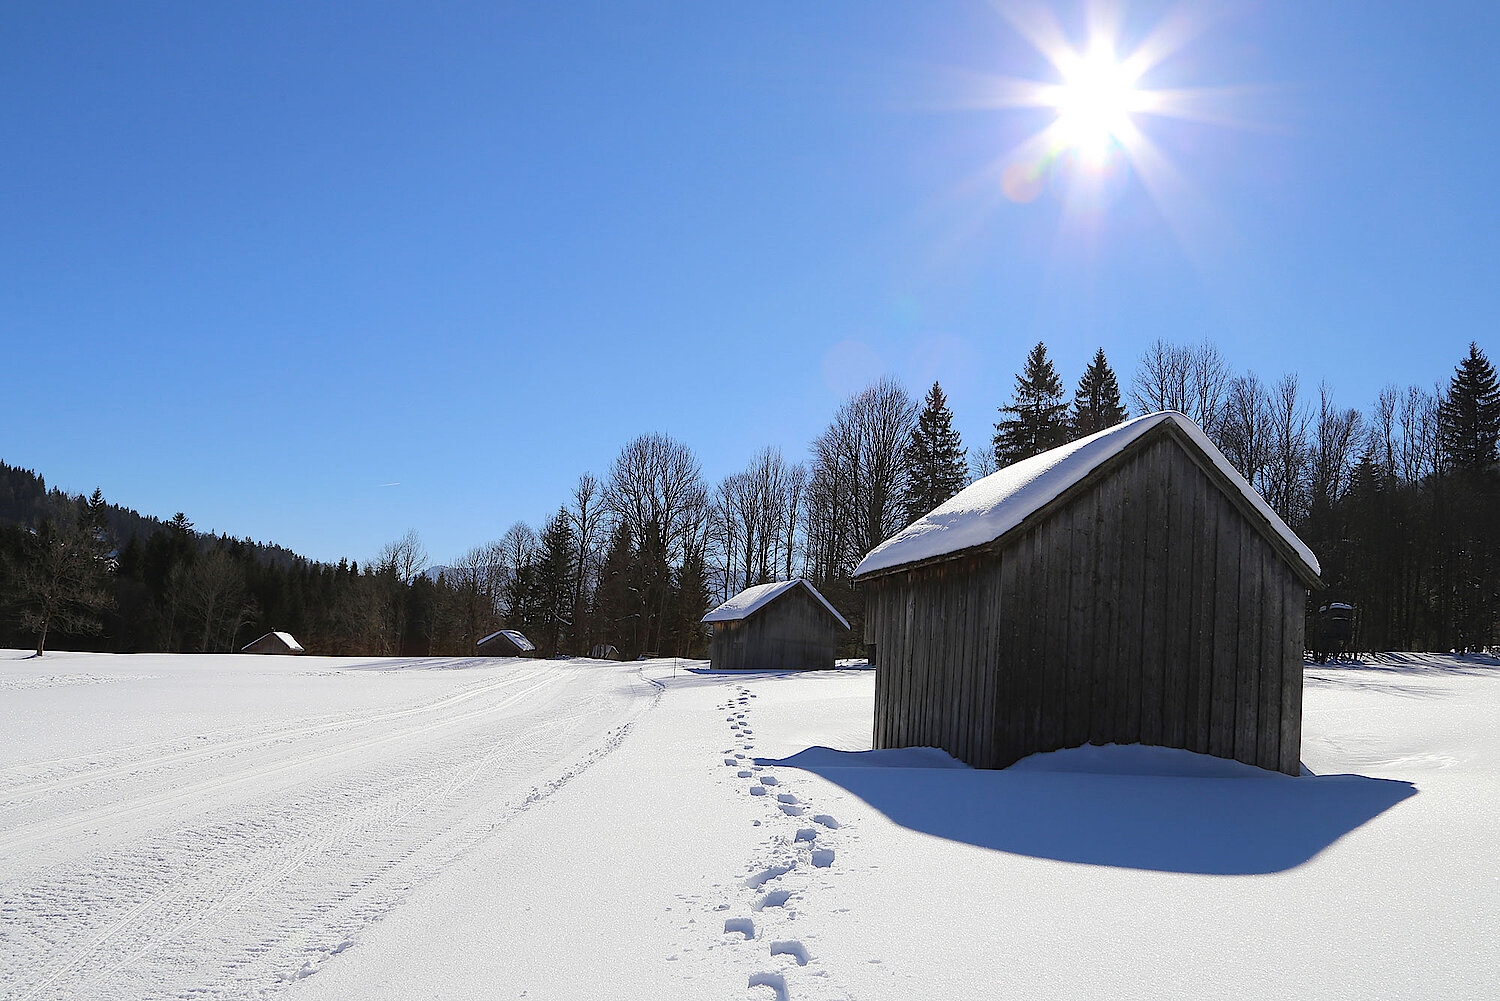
[241,631,303,653]
[853,411,1320,581]
[702,579,850,630]
[478,629,535,652]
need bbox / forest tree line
[2,339,1496,657]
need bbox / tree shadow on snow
[765,746,1416,875]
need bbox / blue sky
[3,2,1497,564]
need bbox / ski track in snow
[710,683,843,1000]
[0,657,659,1001]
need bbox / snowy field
[2,650,1497,999]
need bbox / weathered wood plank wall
[864,428,1308,775]
[709,587,842,670]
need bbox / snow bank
[854,411,1320,579]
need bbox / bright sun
[1049,45,1142,161]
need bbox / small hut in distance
[702,579,849,671]
[241,631,304,655]
[854,411,1323,776]
[476,629,536,658]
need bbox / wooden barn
[476,629,536,657]
[241,631,304,655]
[854,411,1322,776]
[702,579,849,671]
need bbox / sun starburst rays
[963,2,1223,212]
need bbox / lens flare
[1051,44,1142,164]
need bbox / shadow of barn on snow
[768,746,1415,876]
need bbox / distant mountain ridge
[0,459,312,568]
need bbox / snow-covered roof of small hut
[242,631,303,653]
[701,579,850,630]
[853,411,1321,580]
[478,629,535,651]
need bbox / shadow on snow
[765,745,1416,875]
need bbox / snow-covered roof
[702,579,850,630]
[853,411,1320,581]
[478,629,535,652]
[272,631,304,652]
[241,631,303,653]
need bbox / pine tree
[993,342,1068,466]
[1439,341,1500,472]
[1070,347,1127,438]
[901,382,969,522]
[594,522,639,657]
[533,508,576,655]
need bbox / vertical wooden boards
[1188,469,1218,754]
[1233,532,1265,765]
[1281,575,1306,775]
[996,532,1030,767]
[945,567,967,761]
[1039,506,1071,753]
[1257,557,1285,771]
[1115,451,1148,746]
[870,585,884,748]
[1090,468,1123,747]
[1209,491,1240,759]
[1138,441,1168,749]
[1162,443,1193,750]
[973,557,1000,768]
[1064,487,1097,750]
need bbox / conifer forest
[3,339,1497,658]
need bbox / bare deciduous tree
[1131,338,1230,436]
[1263,374,1311,523]
[1219,372,1271,484]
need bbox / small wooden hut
[853,411,1322,776]
[476,629,536,657]
[702,579,849,671]
[241,631,304,655]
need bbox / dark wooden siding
[708,587,842,670]
[863,428,1308,775]
[241,633,300,655]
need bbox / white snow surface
[854,410,1321,579]
[702,578,850,629]
[3,648,1496,999]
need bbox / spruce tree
[902,381,969,522]
[993,342,1068,466]
[533,508,576,655]
[1439,341,1500,472]
[1070,347,1127,438]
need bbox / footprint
[811,849,834,868]
[776,793,798,804]
[812,814,841,830]
[738,770,753,778]
[724,917,756,940]
[748,971,789,1001]
[745,863,792,889]
[794,828,817,843]
[770,940,810,966]
[778,803,806,817]
[750,786,768,796]
[755,889,792,910]
[758,775,780,787]
[725,758,740,766]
